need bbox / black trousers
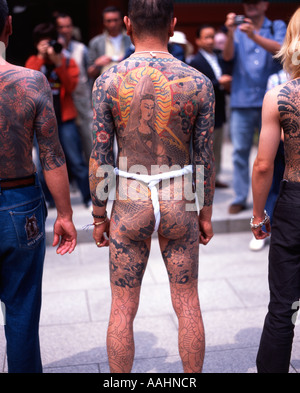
[257,180,300,373]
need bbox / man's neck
[250,14,265,30]
[133,36,169,53]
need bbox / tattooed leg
[107,202,152,372]
[169,280,205,373]
[158,204,204,373]
[107,285,142,373]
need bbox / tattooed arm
[89,75,115,247]
[252,87,281,239]
[35,72,77,254]
[193,75,216,245]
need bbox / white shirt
[200,49,222,80]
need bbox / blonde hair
[275,7,300,79]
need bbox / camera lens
[49,40,63,54]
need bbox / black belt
[0,174,36,190]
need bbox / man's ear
[6,15,12,37]
[169,17,177,38]
[124,16,132,37]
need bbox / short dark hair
[33,23,58,46]
[196,24,215,39]
[0,0,9,36]
[103,6,122,18]
[128,0,174,38]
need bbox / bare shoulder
[3,63,49,90]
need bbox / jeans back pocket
[10,200,45,249]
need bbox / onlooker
[88,6,131,79]
[223,0,286,214]
[0,0,77,373]
[190,24,232,188]
[56,12,93,165]
[26,23,91,208]
[251,7,300,372]
[169,31,194,63]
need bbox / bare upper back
[0,63,63,179]
[277,78,300,181]
[92,55,214,172]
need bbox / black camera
[234,15,246,25]
[49,40,63,54]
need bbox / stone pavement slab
[1,232,300,373]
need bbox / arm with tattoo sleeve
[89,75,115,246]
[35,73,77,254]
[193,76,215,244]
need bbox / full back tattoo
[90,56,215,288]
[278,78,300,182]
[0,65,65,179]
[90,54,215,373]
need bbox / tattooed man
[251,7,300,373]
[0,0,76,372]
[90,0,215,373]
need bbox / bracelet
[92,211,107,219]
[250,210,270,229]
[93,217,108,227]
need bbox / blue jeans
[0,175,46,373]
[230,108,262,205]
[58,120,91,204]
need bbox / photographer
[26,23,91,208]
[223,1,286,224]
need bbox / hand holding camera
[225,13,254,38]
[47,44,63,68]
[36,38,64,68]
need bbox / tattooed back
[90,56,215,213]
[278,78,300,182]
[91,56,215,171]
[0,64,61,179]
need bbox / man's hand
[239,18,256,39]
[199,219,214,245]
[219,74,232,92]
[53,217,77,255]
[225,13,237,32]
[94,55,112,68]
[198,206,214,245]
[46,45,63,67]
[93,219,110,248]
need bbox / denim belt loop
[34,172,39,188]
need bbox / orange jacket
[25,55,79,123]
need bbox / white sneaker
[249,235,266,252]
